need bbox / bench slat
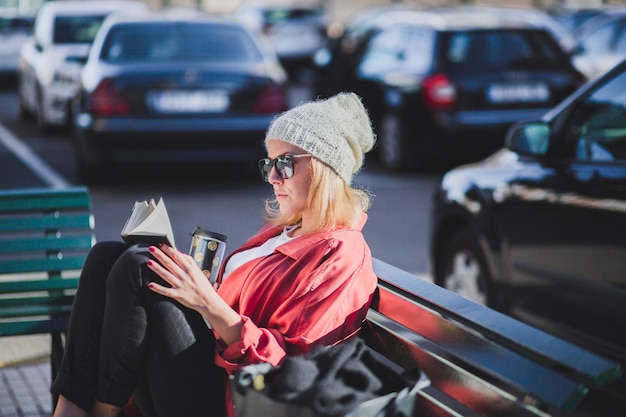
[0,187,92,213]
[0,278,79,294]
[0,213,94,233]
[0,302,73,318]
[0,256,87,275]
[0,317,71,337]
[0,235,94,254]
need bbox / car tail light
[421,74,456,110]
[253,84,287,114]
[88,79,130,117]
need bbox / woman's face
[266,139,313,217]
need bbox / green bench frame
[0,187,94,381]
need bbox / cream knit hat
[265,92,376,185]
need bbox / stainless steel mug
[189,227,227,283]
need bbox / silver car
[17,0,147,132]
[0,13,34,78]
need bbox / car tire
[17,78,32,121]
[35,86,50,134]
[379,111,412,172]
[436,228,492,306]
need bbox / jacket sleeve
[214,235,377,374]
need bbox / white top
[222,225,298,281]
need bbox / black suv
[315,7,586,171]
[430,58,626,405]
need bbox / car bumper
[74,114,274,163]
[437,108,551,133]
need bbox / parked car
[430,58,626,403]
[552,7,606,33]
[570,8,626,80]
[315,7,587,172]
[0,12,34,79]
[234,2,328,78]
[17,0,148,132]
[72,11,288,183]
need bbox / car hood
[438,149,527,209]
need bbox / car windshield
[53,15,106,44]
[262,8,322,25]
[0,16,32,32]
[100,23,263,63]
[444,29,564,70]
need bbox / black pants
[51,241,225,417]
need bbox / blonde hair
[263,158,373,230]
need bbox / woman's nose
[268,166,283,184]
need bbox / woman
[51,92,378,417]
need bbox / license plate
[486,83,549,103]
[147,90,229,113]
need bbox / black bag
[232,338,429,417]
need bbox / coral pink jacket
[215,213,377,416]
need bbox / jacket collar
[243,213,368,259]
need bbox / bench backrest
[362,259,623,417]
[0,187,95,336]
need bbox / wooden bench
[361,259,625,417]
[0,187,95,383]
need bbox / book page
[121,198,176,247]
[121,200,155,235]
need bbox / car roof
[366,7,554,33]
[574,7,626,36]
[101,10,242,26]
[37,1,148,16]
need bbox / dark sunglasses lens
[258,156,295,182]
[275,157,294,179]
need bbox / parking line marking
[0,123,69,189]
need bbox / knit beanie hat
[265,92,376,185]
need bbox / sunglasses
[258,154,312,182]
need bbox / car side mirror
[505,121,550,156]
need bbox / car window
[0,16,33,32]
[262,8,323,26]
[444,30,563,70]
[53,15,106,44]
[402,28,434,73]
[357,26,408,76]
[101,24,263,63]
[572,70,626,162]
[579,21,615,54]
[357,25,430,76]
[614,19,626,52]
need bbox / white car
[17,0,148,132]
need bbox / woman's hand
[146,244,244,344]
[145,244,215,313]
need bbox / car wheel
[436,228,491,306]
[36,86,50,133]
[17,78,32,121]
[379,111,412,172]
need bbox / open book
[121,198,176,247]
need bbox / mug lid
[191,227,227,242]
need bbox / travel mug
[189,227,227,283]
